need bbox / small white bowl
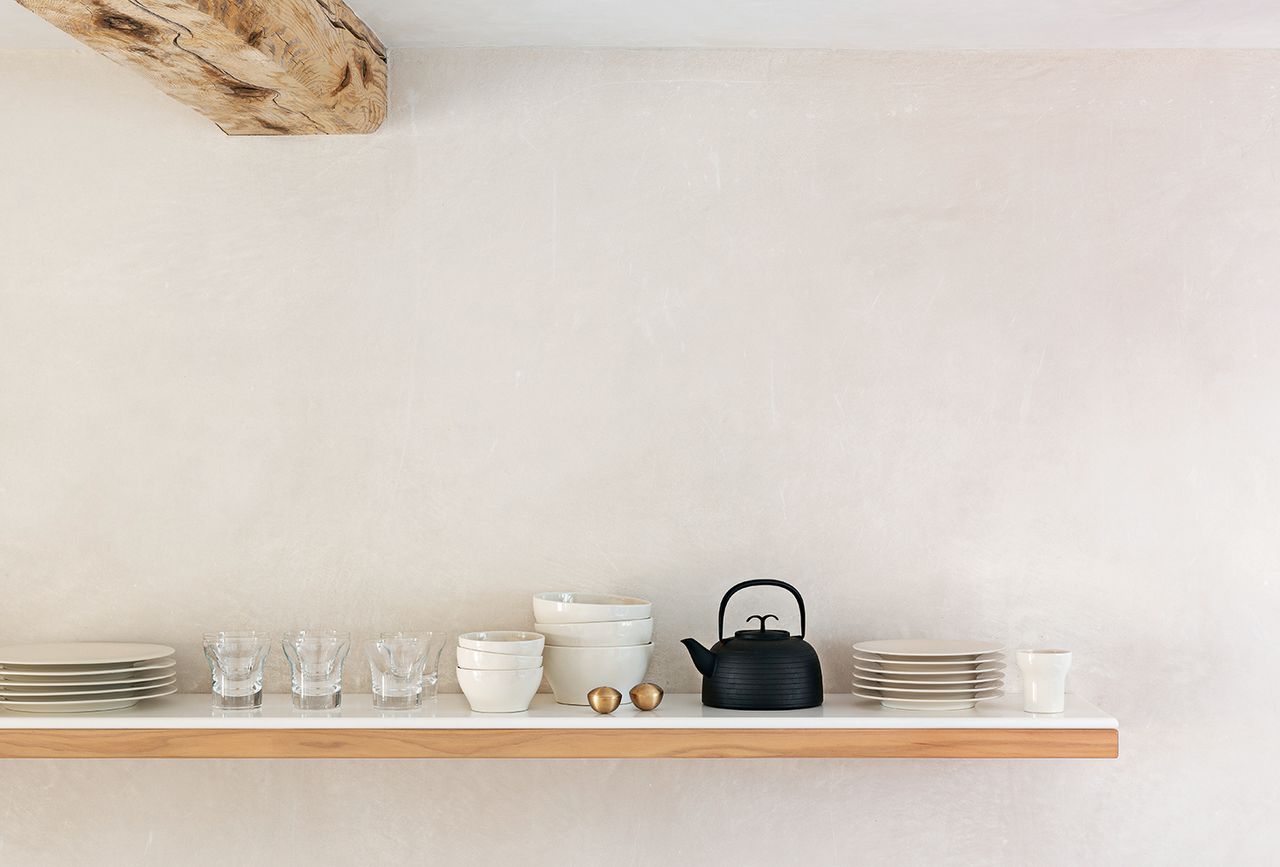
[457,631,545,657]
[456,646,542,670]
[542,643,654,706]
[456,667,543,713]
[534,618,653,647]
[532,592,652,624]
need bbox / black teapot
[681,579,823,710]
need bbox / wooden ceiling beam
[15,0,387,135]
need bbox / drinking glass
[366,631,447,710]
[1016,648,1072,713]
[202,631,271,710]
[282,630,351,710]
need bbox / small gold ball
[587,686,622,714]
[629,683,664,711]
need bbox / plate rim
[850,680,1004,695]
[0,669,177,688]
[853,665,1005,674]
[0,643,176,667]
[0,677,177,698]
[0,659,176,678]
[853,654,1004,667]
[851,671,1005,685]
[0,685,177,707]
[851,689,1006,704]
[852,639,1005,658]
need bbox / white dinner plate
[0,643,175,667]
[0,659,176,679]
[0,684,177,713]
[853,662,1005,677]
[0,670,176,691]
[0,676,176,698]
[852,670,1004,685]
[0,665,177,686]
[852,688,1005,710]
[851,679,1003,695]
[0,662,140,672]
[853,639,1004,658]
[853,655,1004,669]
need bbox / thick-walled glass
[365,631,447,710]
[282,630,350,710]
[202,631,271,710]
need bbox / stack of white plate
[0,643,177,713]
[851,639,1005,710]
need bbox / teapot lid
[733,614,790,641]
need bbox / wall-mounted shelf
[0,694,1117,759]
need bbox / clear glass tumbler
[202,631,271,710]
[366,631,447,710]
[282,630,351,710]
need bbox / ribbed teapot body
[700,638,823,710]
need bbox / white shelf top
[0,693,1116,731]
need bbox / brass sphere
[587,686,622,714]
[629,682,664,711]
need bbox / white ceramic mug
[1016,649,1071,713]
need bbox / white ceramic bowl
[542,643,654,706]
[457,631,545,657]
[533,618,653,648]
[532,592,652,624]
[456,646,543,671]
[456,667,543,713]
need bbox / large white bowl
[457,631,545,657]
[534,618,653,648]
[532,592,652,624]
[542,643,654,706]
[456,667,543,713]
[455,646,543,671]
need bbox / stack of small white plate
[0,643,177,713]
[852,640,1005,710]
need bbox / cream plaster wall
[1,48,1278,866]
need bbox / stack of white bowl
[534,592,654,706]
[455,631,545,713]
[851,640,1006,710]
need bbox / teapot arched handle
[718,579,806,641]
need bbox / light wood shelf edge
[0,727,1119,759]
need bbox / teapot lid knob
[735,614,790,641]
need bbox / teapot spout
[681,638,717,677]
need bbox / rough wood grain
[0,727,1120,759]
[14,0,387,134]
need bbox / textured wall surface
[1,48,1277,866]
[9,1,1280,50]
